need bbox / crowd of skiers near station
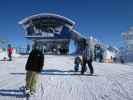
[0,39,125,97]
[23,39,126,96]
[23,39,99,96]
[1,40,125,97]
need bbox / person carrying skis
[25,42,44,96]
[81,39,94,75]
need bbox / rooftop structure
[19,13,85,54]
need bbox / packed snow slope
[0,55,133,100]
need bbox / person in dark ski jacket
[74,56,82,72]
[94,45,103,62]
[25,42,44,96]
[81,39,94,75]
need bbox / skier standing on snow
[94,45,103,62]
[25,42,44,96]
[81,39,94,75]
[7,44,13,61]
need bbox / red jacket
[8,48,13,55]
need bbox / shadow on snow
[0,89,25,98]
[10,69,98,76]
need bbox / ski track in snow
[0,55,133,100]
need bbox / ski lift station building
[19,13,86,54]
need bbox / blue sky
[0,0,131,48]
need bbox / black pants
[81,59,94,74]
[8,54,12,61]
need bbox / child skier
[74,56,82,72]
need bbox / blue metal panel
[26,26,71,39]
[53,26,71,39]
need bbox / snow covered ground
[0,55,133,100]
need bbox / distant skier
[81,39,94,75]
[7,44,13,61]
[25,42,44,96]
[74,56,82,72]
[120,56,125,64]
[94,44,103,62]
[26,44,30,54]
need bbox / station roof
[19,13,75,27]
[19,13,85,41]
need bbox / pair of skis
[23,91,36,100]
[20,85,42,100]
[19,86,35,100]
